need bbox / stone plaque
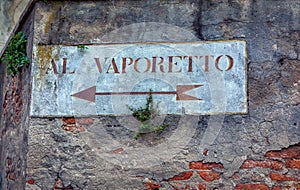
[30,41,247,116]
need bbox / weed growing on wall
[128,89,169,140]
[77,44,89,51]
[1,32,30,76]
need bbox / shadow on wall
[0,56,4,121]
[0,61,4,190]
[0,171,2,190]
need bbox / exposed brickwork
[293,183,300,189]
[235,184,269,190]
[53,177,64,190]
[62,117,85,133]
[233,144,300,189]
[145,181,160,190]
[167,171,194,181]
[53,177,74,190]
[241,160,283,170]
[189,161,224,170]
[265,145,300,159]
[202,149,208,156]
[159,145,299,189]
[198,183,206,190]
[271,185,281,190]
[62,117,76,124]
[110,147,124,154]
[27,179,34,185]
[2,76,24,124]
[285,159,300,169]
[270,172,296,181]
[62,124,85,133]
[198,171,220,182]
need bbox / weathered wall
[24,1,300,189]
[0,0,299,189]
[0,0,31,52]
[0,8,35,190]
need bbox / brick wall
[140,144,300,190]
[148,144,300,190]
[0,8,34,190]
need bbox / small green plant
[134,123,169,140]
[128,89,158,122]
[1,32,30,76]
[128,89,169,140]
[77,44,88,51]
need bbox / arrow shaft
[95,91,176,96]
[72,84,203,102]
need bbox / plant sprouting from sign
[128,89,169,140]
[77,44,89,52]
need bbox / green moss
[44,12,55,34]
[1,32,30,76]
[36,45,56,76]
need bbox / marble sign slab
[30,41,247,116]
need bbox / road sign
[30,41,247,116]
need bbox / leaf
[1,32,29,76]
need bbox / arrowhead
[71,86,96,102]
[176,84,203,101]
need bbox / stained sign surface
[30,41,247,116]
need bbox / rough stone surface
[0,0,299,189]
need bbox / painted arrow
[71,84,203,102]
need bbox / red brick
[265,145,300,159]
[27,179,35,185]
[182,184,192,190]
[233,174,240,180]
[285,159,300,169]
[270,172,296,181]
[62,117,76,124]
[145,181,160,190]
[293,183,300,189]
[63,125,85,133]
[241,160,283,170]
[172,184,180,190]
[8,173,17,180]
[78,118,94,125]
[3,101,7,109]
[189,161,223,170]
[198,171,220,182]
[198,184,206,190]
[203,149,208,156]
[54,177,64,189]
[168,171,193,181]
[271,186,282,190]
[110,148,124,154]
[6,158,12,166]
[235,184,269,190]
